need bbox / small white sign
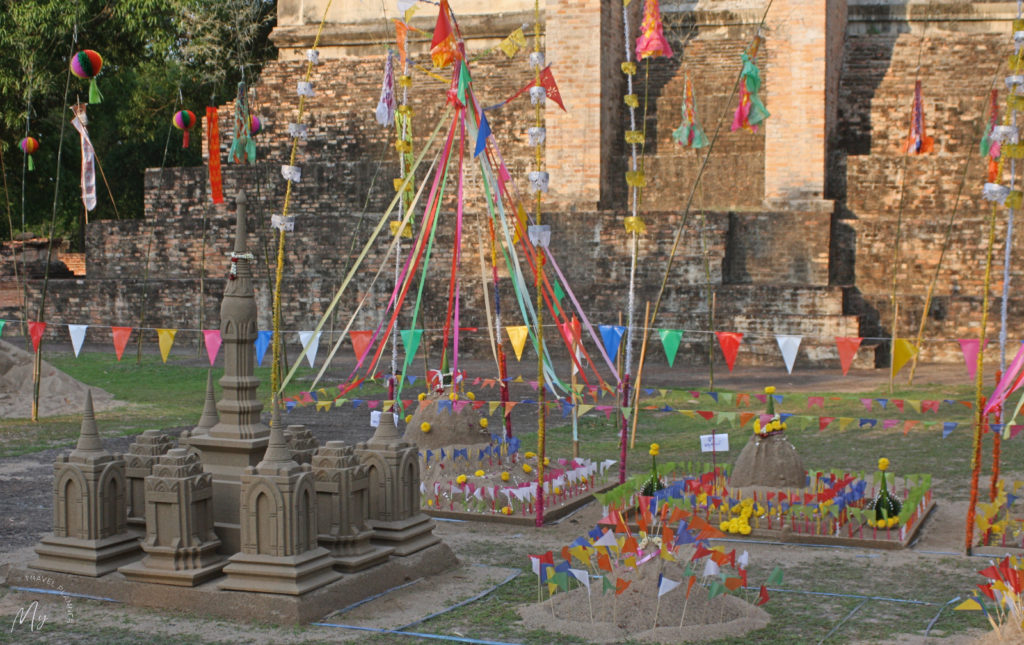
[700,433,729,453]
[370,410,382,427]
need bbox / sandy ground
[0,340,119,419]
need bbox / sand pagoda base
[729,432,805,489]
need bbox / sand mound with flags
[0,339,118,419]
[404,394,489,449]
[517,556,769,643]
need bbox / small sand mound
[0,339,118,418]
[404,395,489,449]
[518,559,769,644]
[730,432,805,488]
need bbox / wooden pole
[629,301,652,449]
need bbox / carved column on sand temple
[33,392,142,576]
[119,448,226,585]
[218,422,340,594]
[312,441,392,571]
[355,412,439,556]
[124,429,174,531]
[285,424,318,465]
[183,191,270,554]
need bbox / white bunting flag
[702,559,720,578]
[593,530,618,549]
[776,334,802,374]
[657,574,681,597]
[570,568,590,592]
[297,331,322,368]
[68,324,88,357]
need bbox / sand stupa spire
[74,390,103,454]
[195,369,220,431]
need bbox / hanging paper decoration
[506,326,530,361]
[19,137,39,171]
[400,329,423,370]
[249,115,263,136]
[297,330,322,368]
[254,330,272,366]
[715,331,743,372]
[890,338,918,377]
[635,0,674,60]
[230,82,257,164]
[958,338,988,380]
[835,336,862,376]
[157,329,177,363]
[902,80,934,154]
[672,74,708,149]
[28,321,47,353]
[430,0,457,69]
[203,329,222,366]
[69,104,97,212]
[732,37,769,133]
[67,324,88,357]
[599,325,626,361]
[70,49,103,104]
[980,90,1001,182]
[775,335,802,374]
[499,27,527,58]
[172,110,197,148]
[658,329,682,367]
[111,326,132,361]
[376,52,397,127]
[206,107,223,204]
[350,330,374,362]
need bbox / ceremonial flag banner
[111,326,132,361]
[28,321,46,353]
[297,331,322,368]
[203,330,222,366]
[715,331,743,372]
[156,329,177,363]
[506,326,529,361]
[836,336,862,376]
[254,330,272,366]
[68,324,88,357]
[658,328,682,367]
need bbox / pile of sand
[730,432,805,488]
[404,395,489,449]
[0,339,118,419]
[518,558,770,643]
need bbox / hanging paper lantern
[70,50,104,104]
[249,115,262,136]
[19,137,39,171]
[636,0,674,60]
[173,110,197,148]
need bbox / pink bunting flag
[958,339,987,380]
[111,326,132,361]
[203,329,222,365]
[715,331,743,372]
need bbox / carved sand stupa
[124,429,174,530]
[183,192,270,554]
[357,410,440,556]
[730,387,806,488]
[119,448,226,585]
[33,392,142,576]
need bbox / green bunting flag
[400,329,423,369]
[602,575,614,594]
[766,566,784,586]
[708,580,726,599]
[658,329,683,367]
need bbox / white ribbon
[271,214,295,232]
[70,104,97,212]
[527,224,551,247]
[297,81,315,97]
[528,126,546,146]
[375,52,397,127]
[281,165,302,182]
[992,125,1020,144]
[527,170,549,193]
[306,49,320,65]
[288,123,308,139]
[529,86,546,105]
[984,182,1012,204]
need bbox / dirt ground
[0,350,1003,643]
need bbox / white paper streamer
[529,86,546,105]
[527,224,551,247]
[984,182,1012,204]
[992,125,1020,144]
[288,123,308,139]
[528,126,546,146]
[69,104,97,212]
[271,214,295,232]
[527,170,549,193]
[1007,75,1024,89]
[297,81,315,97]
[281,165,302,182]
[306,49,320,65]
[375,52,397,127]
[529,51,545,70]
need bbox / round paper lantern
[69,50,104,104]
[249,115,262,136]
[19,137,39,171]
[172,110,197,148]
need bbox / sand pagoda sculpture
[729,387,806,488]
[30,191,451,607]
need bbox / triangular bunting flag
[350,330,374,362]
[28,321,46,352]
[254,330,272,366]
[297,331,322,368]
[891,338,918,377]
[715,331,743,372]
[400,329,423,368]
[658,329,682,367]
[836,337,862,376]
[775,334,801,374]
[111,326,132,361]
[68,324,88,357]
[204,329,223,366]
[506,325,529,361]
[156,329,177,363]
[959,339,986,380]
[599,325,626,361]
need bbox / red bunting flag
[111,326,132,361]
[819,417,835,431]
[715,331,743,372]
[206,107,223,204]
[757,584,770,606]
[28,321,47,352]
[350,330,374,362]
[835,337,862,376]
[430,0,457,68]
[537,67,566,112]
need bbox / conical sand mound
[403,395,489,449]
[0,340,118,418]
[517,560,769,643]
[730,432,805,488]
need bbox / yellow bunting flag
[954,597,983,611]
[891,338,918,377]
[316,400,332,412]
[577,404,594,416]
[506,325,529,360]
[839,417,855,431]
[489,400,502,415]
[156,329,177,363]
